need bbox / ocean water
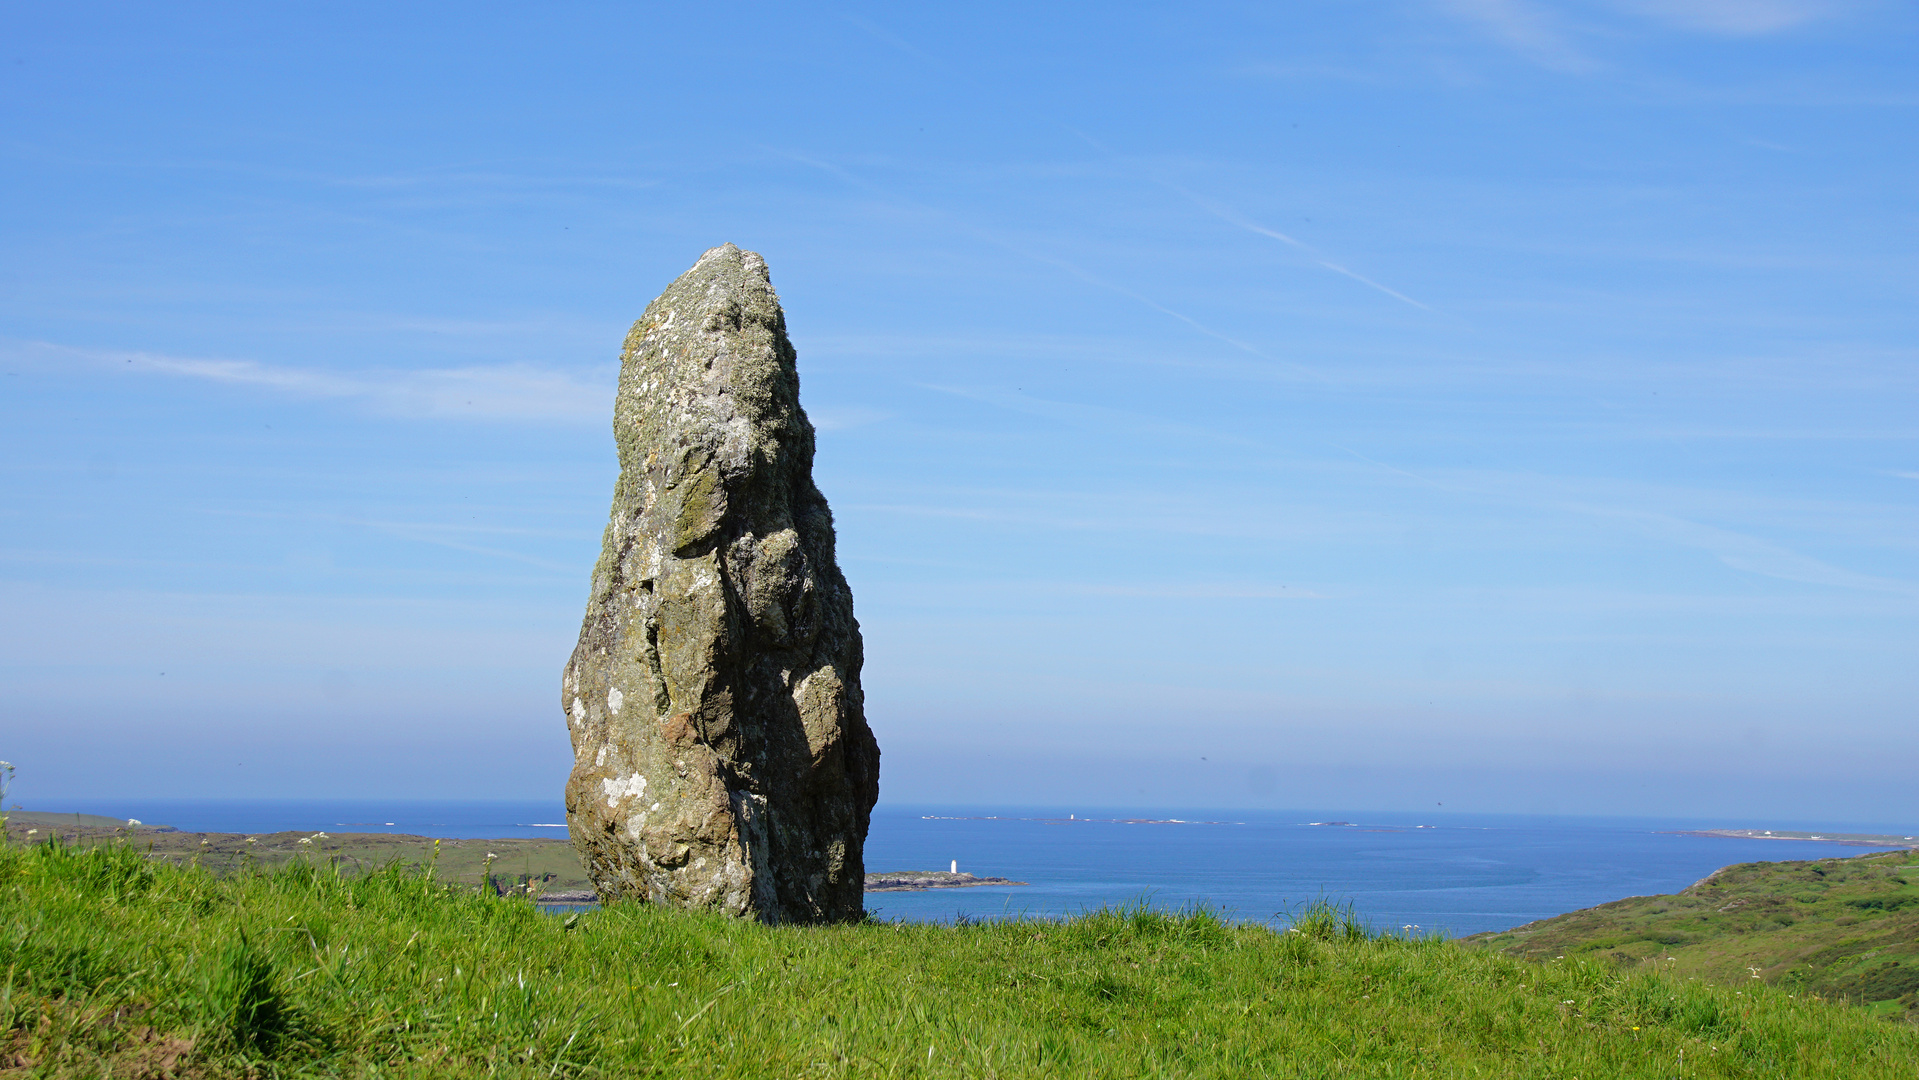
[55,798,1899,937]
[860,807,1891,937]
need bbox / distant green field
[2,816,590,896]
[1470,848,1919,1017]
[4,837,1916,1077]
[6,811,154,832]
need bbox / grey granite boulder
[562,244,880,923]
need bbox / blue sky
[3,1,1914,820]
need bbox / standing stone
[562,244,880,924]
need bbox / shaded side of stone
[562,243,879,924]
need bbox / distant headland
[1665,828,1917,848]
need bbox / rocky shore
[864,870,1029,892]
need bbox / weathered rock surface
[562,244,880,924]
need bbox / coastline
[1664,828,1918,849]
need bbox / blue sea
[62,799,1903,938]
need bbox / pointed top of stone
[689,241,767,281]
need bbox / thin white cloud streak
[361,521,577,572]
[206,507,588,541]
[808,406,893,432]
[1010,243,1322,375]
[1160,185,1437,313]
[876,579,1328,601]
[838,12,940,64]
[1443,0,1849,73]
[2,140,663,197]
[778,151,1328,381]
[1363,455,1919,596]
[1440,0,1600,72]
[13,341,609,423]
[138,355,607,423]
[853,376,1919,582]
[1059,128,1440,315]
[837,14,1438,318]
[813,330,1918,406]
[878,577,1907,619]
[1408,464,1919,557]
[1571,504,1919,597]
[1354,457,1919,597]
[854,485,1919,601]
[190,508,587,572]
[918,382,1272,451]
[1612,0,1848,35]
[1063,583,1327,600]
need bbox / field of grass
[1470,848,1919,1019]
[4,838,1916,1077]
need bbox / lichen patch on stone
[600,772,648,808]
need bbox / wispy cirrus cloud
[1441,0,1850,72]
[11,340,610,423]
[1577,505,1919,597]
[1166,185,1437,312]
[1440,0,1600,72]
[1612,0,1850,35]
[779,150,1330,380]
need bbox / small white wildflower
[298,837,313,845]
[127,818,142,826]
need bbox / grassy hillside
[1470,848,1919,1017]
[4,839,1916,1077]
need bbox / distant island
[864,870,1029,892]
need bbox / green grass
[3,839,1915,1077]
[1469,848,1919,1014]
[2,817,592,896]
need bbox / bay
[49,798,1897,937]
[861,806,1888,936]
